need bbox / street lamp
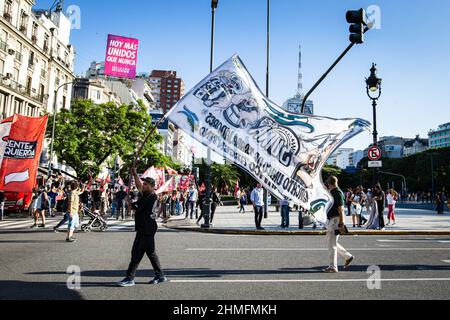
[48,81,76,181]
[366,63,382,185]
[202,0,218,229]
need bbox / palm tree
[211,164,240,194]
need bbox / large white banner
[167,55,370,222]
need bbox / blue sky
[36,0,450,151]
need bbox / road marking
[378,239,450,244]
[186,248,450,252]
[442,260,450,264]
[169,278,450,284]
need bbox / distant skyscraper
[282,45,314,115]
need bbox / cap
[142,177,156,187]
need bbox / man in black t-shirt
[115,187,128,220]
[323,176,354,273]
[117,167,167,287]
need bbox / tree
[47,99,166,181]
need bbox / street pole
[263,0,270,219]
[48,81,75,182]
[366,63,382,186]
[202,0,218,229]
[372,98,379,185]
[431,153,435,199]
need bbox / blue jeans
[281,205,290,228]
[55,213,69,229]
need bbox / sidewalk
[165,205,450,235]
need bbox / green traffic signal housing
[346,8,367,44]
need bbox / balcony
[0,76,45,104]
[19,25,27,35]
[3,12,12,23]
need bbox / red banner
[0,115,48,193]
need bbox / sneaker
[53,227,59,233]
[30,224,37,229]
[117,278,135,287]
[38,224,46,228]
[322,267,339,273]
[344,256,355,269]
[149,276,168,285]
[66,237,77,243]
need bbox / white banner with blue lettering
[167,55,370,223]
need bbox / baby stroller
[81,205,108,232]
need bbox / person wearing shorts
[66,182,84,243]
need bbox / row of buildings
[0,0,193,173]
[328,123,450,170]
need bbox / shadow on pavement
[26,264,450,279]
[0,281,84,300]
[0,240,64,244]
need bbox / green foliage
[333,147,450,192]
[47,99,167,181]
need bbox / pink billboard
[104,34,139,79]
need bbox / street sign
[368,161,382,168]
[368,146,382,161]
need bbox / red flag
[0,115,48,193]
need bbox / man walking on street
[250,184,265,230]
[117,167,167,287]
[323,176,354,273]
[66,182,84,243]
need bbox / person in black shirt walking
[117,167,167,287]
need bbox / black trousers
[378,207,385,229]
[126,232,163,280]
[254,205,263,228]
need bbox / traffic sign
[368,146,382,161]
[368,161,383,168]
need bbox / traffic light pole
[301,23,370,113]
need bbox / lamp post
[263,0,270,219]
[202,0,218,229]
[366,63,382,185]
[48,81,75,181]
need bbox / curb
[165,225,450,236]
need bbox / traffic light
[346,9,366,44]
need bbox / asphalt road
[1,223,450,300]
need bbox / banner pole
[128,115,167,193]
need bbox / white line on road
[186,248,450,252]
[169,278,450,284]
[442,260,450,264]
[378,239,450,244]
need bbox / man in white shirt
[186,185,198,220]
[250,184,265,230]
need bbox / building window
[32,23,38,43]
[43,34,49,52]
[3,1,13,22]
[13,68,19,82]
[20,11,28,33]
[0,59,4,75]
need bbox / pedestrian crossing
[0,217,142,232]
